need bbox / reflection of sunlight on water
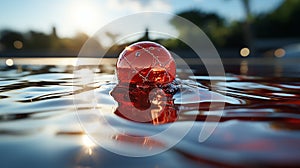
[1,58,118,66]
[82,135,95,155]
[1,58,300,167]
[240,60,248,75]
[74,135,100,167]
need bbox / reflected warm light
[240,47,250,57]
[82,135,95,155]
[1,58,110,66]
[113,134,165,148]
[274,48,285,58]
[74,134,100,166]
[82,135,95,148]
[6,59,14,66]
[125,46,133,51]
[240,60,248,75]
[13,40,23,49]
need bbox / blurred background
[1,0,300,59]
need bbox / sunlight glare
[125,46,133,51]
[69,1,103,36]
[82,134,95,148]
[82,134,95,155]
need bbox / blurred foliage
[167,9,245,48]
[0,28,102,55]
[168,0,300,49]
[171,10,226,46]
[1,0,300,55]
[0,30,24,50]
[254,0,300,38]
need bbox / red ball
[111,84,178,124]
[116,41,176,85]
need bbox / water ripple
[1,63,300,167]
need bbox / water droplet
[149,47,154,50]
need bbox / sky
[0,0,283,38]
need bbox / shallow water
[1,58,300,167]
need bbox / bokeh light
[13,40,23,49]
[6,59,14,66]
[274,48,285,58]
[240,47,250,57]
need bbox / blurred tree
[0,30,24,51]
[56,32,89,52]
[26,30,52,51]
[225,21,244,47]
[241,0,255,53]
[170,10,228,48]
[0,29,103,56]
[255,0,300,38]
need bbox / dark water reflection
[0,58,300,167]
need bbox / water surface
[0,58,300,167]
